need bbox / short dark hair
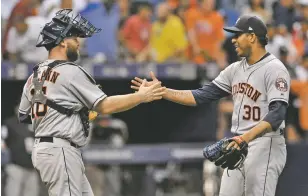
[257,36,268,47]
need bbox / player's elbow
[183,96,198,106]
[188,100,198,107]
[94,97,115,115]
[263,101,288,131]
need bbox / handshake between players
[131,71,248,171]
[134,77,166,103]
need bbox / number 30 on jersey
[243,105,260,121]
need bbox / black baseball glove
[203,136,248,170]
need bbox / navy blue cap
[223,15,267,38]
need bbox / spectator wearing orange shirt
[120,3,152,61]
[184,0,198,18]
[292,19,308,58]
[185,0,225,65]
[183,0,198,26]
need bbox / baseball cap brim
[223,26,244,33]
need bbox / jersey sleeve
[69,68,107,110]
[212,63,236,93]
[265,67,290,105]
[191,82,230,105]
[18,81,32,114]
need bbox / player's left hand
[203,136,248,170]
[226,136,248,150]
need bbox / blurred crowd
[1,0,308,196]
[1,0,307,65]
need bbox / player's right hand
[137,79,166,103]
[131,71,159,91]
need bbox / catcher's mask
[36,9,101,50]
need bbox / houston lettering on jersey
[40,70,60,84]
[232,83,261,102]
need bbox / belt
[37,137,80,148]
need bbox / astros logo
[275,78,288,92]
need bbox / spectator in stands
[1,105,40,196]
[279,23,299,62]
[184,0,198,20]
[174,5,186,24]
[220,0,276,12]
[6,15,48,63]
[39,0,85,21]
[80,0,120,62]
[182,0,198,48]
[278,46,298,142]
[297,0,308,20]
[117,0,131,62]
[138,2,187,63]
[272,0,296,32]
[167,0,180,11]
[292,18,308,57]
[185,0,225,65]
[280,46,297,78]
[118,0,130,25]
[1,0,19,21]
[288,53,308,141]
[120,3,152,62]
[266,22,279,56]
[266,22,298,63]
[241,0,272,24]
[2,0,39,59]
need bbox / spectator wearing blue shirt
[272,0,296,32]
[80,0,120,62]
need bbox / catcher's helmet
[36,9,101,49]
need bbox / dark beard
[239,46,252,58]
[66,46,78,62]
[244,47,252,60]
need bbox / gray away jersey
[213,54,290,135]
[18,60,107,146]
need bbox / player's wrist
[240,134,251,143]
[134,91,145,103]
[162,88,170,99]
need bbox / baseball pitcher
[131,15,290,196]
